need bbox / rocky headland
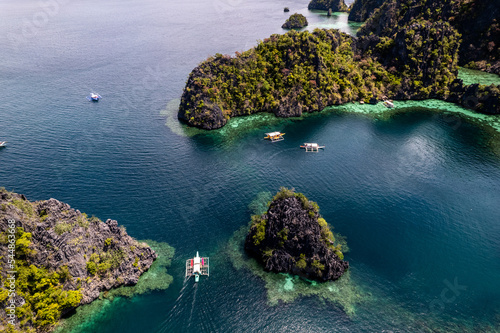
[0,189,160,332]
[282,13,308,30]
[244,188,348,282]
[308,0,348,12]
[178,23,499,129]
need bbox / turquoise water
[458,67,500,86]
[1,0,500,332]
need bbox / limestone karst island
[1,0,499,332]
[245,188,348,281]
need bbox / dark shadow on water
[61,308,77,319]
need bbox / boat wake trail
[187,283,198,328]
[156,279,191,333]
[156,277,218,333]
[194,285,217,333]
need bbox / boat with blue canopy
[87,93,102,101]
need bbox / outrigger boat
[264,132,285,142]
[185,251,209,282]
[0,141,6,147]
[383,100,394,108]
[87,93,102,102]
[300,143,325,152]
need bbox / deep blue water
[1,0,500,332]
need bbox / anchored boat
[300,143,325,152]
[185,252,209,282]
[0,141,6,147]
[383,100,394,108]
[264,132,285,142]
[87,93,102,102]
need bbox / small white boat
[300,143,325,152]
[264,132,285,142]
[185,251,209,282]
[87,93,102,102]
[383,100,394,108]
[0,141,6,147]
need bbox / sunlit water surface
[0,0,499,332]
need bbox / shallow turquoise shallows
[1,0,499,332]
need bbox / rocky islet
[245,188,348,282]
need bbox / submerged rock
[244,188,348,282]
[0,189,163,332]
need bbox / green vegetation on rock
[0,227,82,331]
[179,1,499,130]
[348,0,386,22]
[308,0,348,12]
[245,187,348,282]
[282,13,308,30]
[179,29,403,129]
[250,215,267,246]
[54,240,174,333]
[0,189,169,333]
[357,0,500,74]
[227,215,363,315]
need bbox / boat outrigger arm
[264,132,285,142]
[300,143,325,152]
[185,251,209,282]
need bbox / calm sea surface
[0,0,499,332]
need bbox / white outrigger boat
[383,100,394,108]
[87,93,102,102]
[185,252,209,282]
[0,141,6,148]
[300,143,325,152]
[264,132,285,142]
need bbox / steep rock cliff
[357,0,500,73]
[348,0,385,22]
[244,188,348,282]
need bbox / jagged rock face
[388,21,460,99]
[454,2,499,73]
[0,191,157,305]
[357,0,500,74]
[244,194,348,282]
[308,0,348,12]
[348,0,385,22]
[178,65,228,130]
[356,20,462,99]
